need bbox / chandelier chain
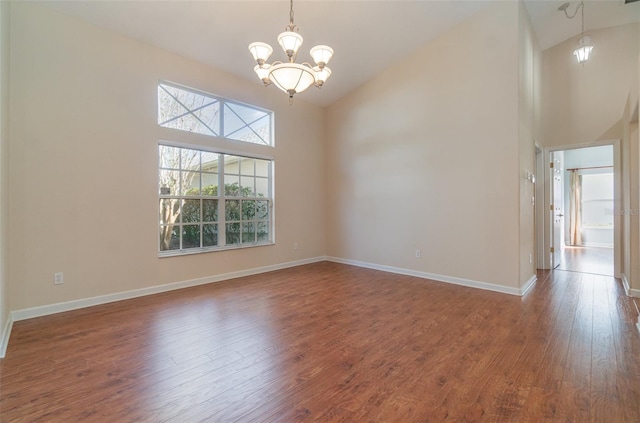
[289,0,295,26]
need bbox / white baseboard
[580,243,614,248]
[622,273,630,294]
[620,273,640,298]
[521,274,537,296]
[627,283,640,298]
[326,256,528,296]
[620,274,640,335]
[9,256,326,324]
[0,315,13,359]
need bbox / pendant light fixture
[249,0,333,103]
[559,1,594,65]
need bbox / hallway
[557,246,614,276]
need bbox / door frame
[538,139,621,277]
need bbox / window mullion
[218,153,226,247]
[220,100,225,140]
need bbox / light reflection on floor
[558,246,613,276]
[140,295,278,420]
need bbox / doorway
[540,143,620,277]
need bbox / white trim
[580,243,614,248]
[158,139,275,161]
[326,256,528,296]
[542,139,622,277]
[622,273,631,295]
[621,274,640,298]
[10,256,325,323]
[0,315,13,359]
[521,274,538,296]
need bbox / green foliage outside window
[178,183,268,248]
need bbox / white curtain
[569,169,582,246]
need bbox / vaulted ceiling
[36,0,640,107]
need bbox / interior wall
[541,23,640,149]
[326,1,524,289]
[8,3,327,312]
[0,1,10,350]
[518,2,539,286]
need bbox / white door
[550,151,564,268]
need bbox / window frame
[157,141,275,257]
[158,81,275,147]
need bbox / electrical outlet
[415,249,421,258]
[529,253,533,264]
[293,242,299,250]
[54,272,64,285]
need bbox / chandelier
[248,0,333,103]
[559,1,593,65]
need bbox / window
[158,82,273,146]
[159,145,272,255]
[581,173,614,229]
[157,82,274,256]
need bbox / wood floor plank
[591,274,624,422]
[2,262,640,422]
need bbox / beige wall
[326,2,530,289]
[541,22,639,291]
[542,23,639,148]
[8,3,326,311]
[518,3,540,286]
[0,1,10,344]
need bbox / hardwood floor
[557,246,614,276]
[1,262,639,422]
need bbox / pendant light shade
[313,66,331,86]
[310,45,334,67]
[277,31,304,58]
[268,62,316,97]
[573,36,593,64]
[254,64,271,84]
[248,42,273,66]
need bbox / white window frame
[158,141,274,257]
[158,81,275,147]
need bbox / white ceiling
[36,0,640,107]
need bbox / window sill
[158,241,274,258]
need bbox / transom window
[158,144,273,255]
[158,82,273,146]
